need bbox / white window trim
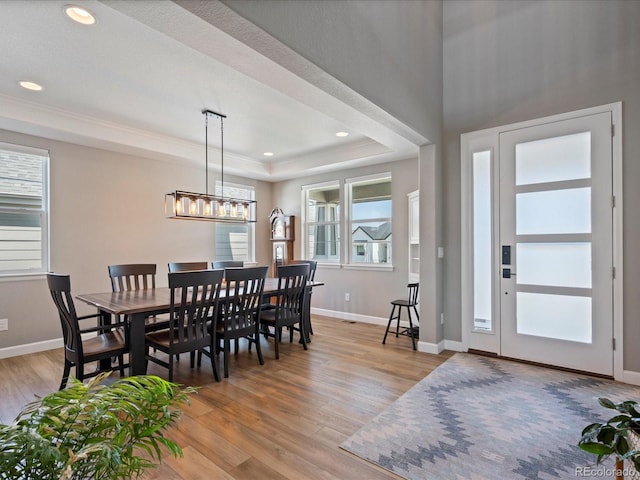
[344,172,393,268]
[301,180,341,264]
[214,180,255,262]
[0,142,50,278]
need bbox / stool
[382,283,420,350]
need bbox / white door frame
[460,102,623,380]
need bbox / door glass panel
[517,243,591,288]
[473,151,492,331]
[516,187,591,235]
[517,292,591,343]
[515,132,591,185]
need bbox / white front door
[499,112,613,375]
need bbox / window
[347,173,392,265]
[302,181,340,262]
[0,143,49,274]
[214,182,255,262]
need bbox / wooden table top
[76,278,323,316]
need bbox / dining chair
[212,260,244,269]
[108,263,157,292]
[145,269,224,382]
[168,261,209,273]
[47,273,128,390]
[201,265,268,379]
[287,260,317,335]
[382,283,420,350]
[108,263,169,333]
[259,263,310,359]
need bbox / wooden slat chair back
[260,263,310,359]
[212,260,244,269]
[145,269,224,381]
[209,265,268,378]
[168,262,209,273]
[47,273,127,390]
[108,263,157,292]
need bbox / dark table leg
[98,310,112,371]
[128,312,147,376]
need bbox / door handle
[502,268,517,279]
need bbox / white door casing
[460,103,623,378]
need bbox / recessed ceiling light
[65,5,96,25]
[19,81,43,91]
[336,131,349,137]
[263,152,274,157]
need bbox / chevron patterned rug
[341,353,640,480]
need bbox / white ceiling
[0,0,423,182]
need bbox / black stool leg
[382,304,397,345]
[407,308,417,350]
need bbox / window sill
[315,262,341,269]
[342,263,394,272]
[0,272,47,283]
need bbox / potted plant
[579,397,640,479]
[0,373,195,480]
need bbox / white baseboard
[311,307,388,326]
[621,370,640,386]
[444,340,465,352]
[418,340,444,354]
[313,308,462,356]
[0,337,62,359]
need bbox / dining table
[76,278,322,376]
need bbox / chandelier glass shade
[165,109,257,223]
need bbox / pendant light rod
[165,108,255,223]
[202,109,227,198]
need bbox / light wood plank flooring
[0,315,454,479]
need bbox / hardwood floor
[0,315,454,479]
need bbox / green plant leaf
[599,398,617,409]
[579,442,614,455]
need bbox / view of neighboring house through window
[214,181,255,262]
[347,173,392,264]
[303,181,340,262]
[0,143,49,274]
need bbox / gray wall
[220,0,443,143]
[219,0,445,344]
[272,157,419,320]
[0,129,273,349]
[442,0,640,368]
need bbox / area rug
[341,353,640,480]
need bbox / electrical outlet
[440,313,444,325]
[0,319,8,331]
[438,247,445,258]
[345,293,351,302]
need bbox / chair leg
[274,329,280,360]
[254,330,264,366]
[223,338,230,378]
[209,342,221,382]
[75,363,85,383]
[168,353,174,382]
[382,305,397,345]
[395,307,402,338]
[118,354,125,377]
[60,360,72,390]
[407,308,417,351]
[190,351,195,368]
[299,320,308,351]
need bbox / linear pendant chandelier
[165,109,257,223]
